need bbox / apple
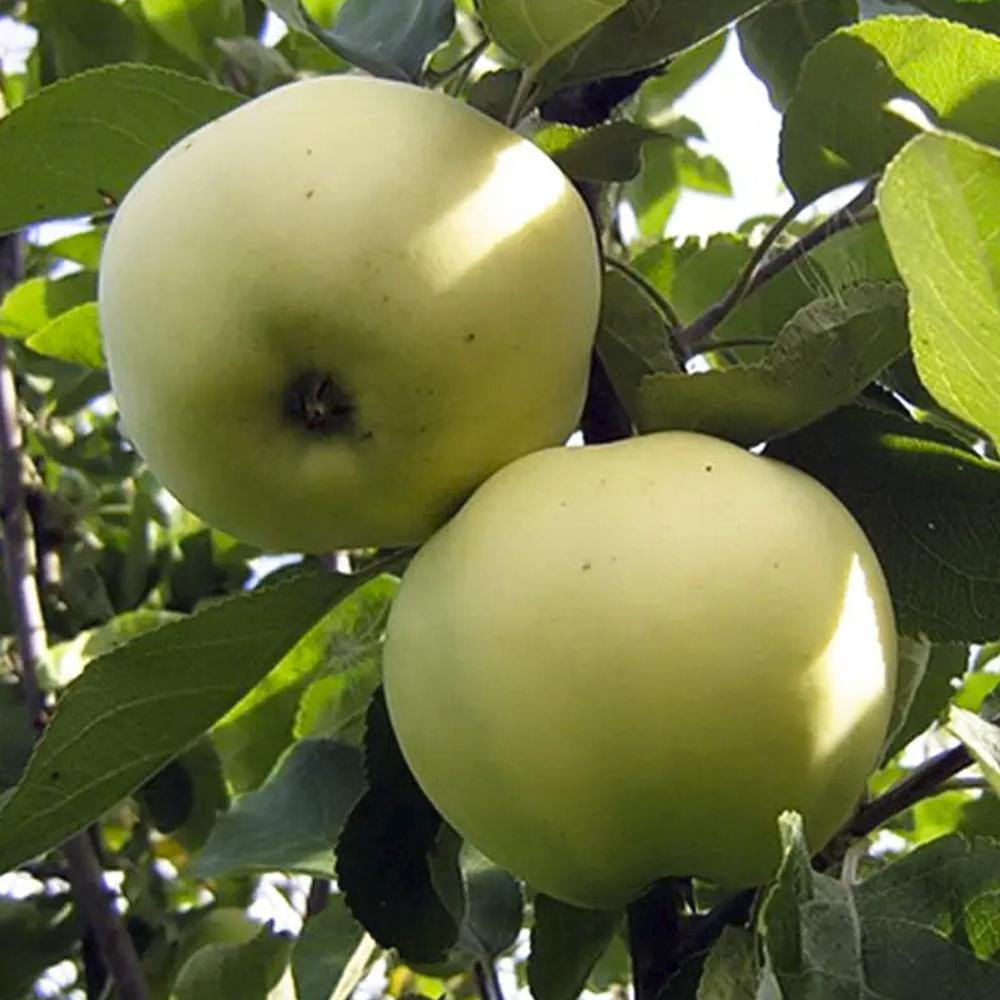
[383,431,897,909]
[98,76,600,552]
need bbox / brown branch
[0,234,150,1000]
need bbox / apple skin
[98,76,600,552]
[383,432,897,909]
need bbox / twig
[604,256,682,332]
[845,742,974,842]
[0,234,150,1000]
[306,877,331,919]
[676,179,878,356]
[473,959,505,1000]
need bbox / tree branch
[676,179,878,356]
[0,234,150,1000]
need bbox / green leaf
[595,266,680,421]
[878,131,1000,447]
[947,707,1000,798]
[852,835,1000,983]
[39,227,106,270]
[631,32,726,120]
[27,302,105,368]
[214,574,396,791]
[696,926,758,1000]
[539,0,764,90]
[337,689,462,965]
[479,0,632,67]
[737,0,858,111]
[194,739,365,878]
[139,0,245,67]
[173,924,293,1000]
[0,569,377,874]
[0,272,97,340]
[638,282,908,444]
[321,0,455,81]
[534,121,664,182]
[781,16,1000,201]
[0,684,35,794]
[35,0,139,81]
[460,854,523,958]
[766,407,1000,642]
[882,640,967,762]
[528,894,620,1000]
[623,136,684,239]
[291,896,366,1000]
[0,64,242,234]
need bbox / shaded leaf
[639,282,908,444]
[321,0,455,81]
[737,0,858,111]
[528,894,620,1000]
[595,267,680,419]
[539,0,764,90]
[337,690,462,964]
[767,407,1000,642]
[883,640,967,762]
[173,924,292,1000]
[194,739,364,878]
[291,896,366,1000]
[534,120,664,182]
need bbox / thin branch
[676,179,879,356]
[505,64,540,127]
[473,959,505,1000]
[0,234,150,1000]
[604,256,682,332]
[845,742,974,842]
[306,877,331,919]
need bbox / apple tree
[1,1,1000,999]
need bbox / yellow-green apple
[383,431,897,909]
[99,76,600,552]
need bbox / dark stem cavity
[284,371,354,435]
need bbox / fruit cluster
[99,76,897,909]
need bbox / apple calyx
[283,371,354,436]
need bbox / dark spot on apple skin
[418,425,427,433]
[306,189,315,199]
[705,464,713,472]
[464,333,476,343]
[50,770,60,781]
[306,148,313,156]
[772,562,780,570]
[360,429,374,441]
[581,561,592,571]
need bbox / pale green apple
[98,76,600,552]
[383,432,897,909]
